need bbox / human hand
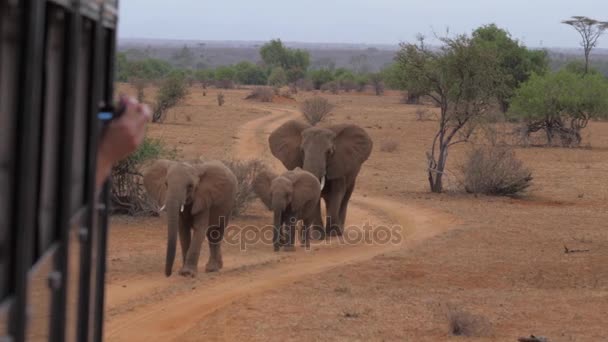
[96,95,151,188]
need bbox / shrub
[321,81,339,94]
[215,79,234,89]
[461,146,532,196]
[415,108,433,121]
[296,78,314,91]
[111,137,176,216]
[301,97,334,125]
[222,159,269,217]
[217,92,225,106]
[245,86,274,102]
[369,73,385,96]
[268,67,288,87]
[130,77,147,102]
[447,306,491,337]
[380,139,399,152]
[509,69,608,146]
[153,72,188,123]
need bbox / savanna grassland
[104,83,608,341]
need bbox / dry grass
[301,97,334,126]
[447,306,492,337]
[245,87,274,102]
[461,145,533,196]
[222,159,269,217]
[415,108,434,121]
[380,139,399,152]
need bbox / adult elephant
[142,159,237,278]
[269,120,373,237]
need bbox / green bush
[509,70,608,146]
[310,69,335,89]
[153,72,188,123]
[268,67,288,87]
[111,137,176,215]
[234,61,267,85]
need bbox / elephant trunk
[303,153,327,190]
[165,189,185,277]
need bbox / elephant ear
[268,120,310,170]
[253,169,278,210]
[326,124,373,179]
[141,159,175,208]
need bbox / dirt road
[104,105,454,341]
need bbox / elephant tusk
[320,176,326,191]
[159,204,166,212]
[180,205,185,213]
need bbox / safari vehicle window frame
[0,0,119,341]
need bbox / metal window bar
[0,0,119,341]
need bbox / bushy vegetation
[301,97,334,125]
[509,70,608,146]
[461,146,532,196]
[116,53,173,82]
[111,137,175,216]
[260,39,310,83]
[471,24,549,112]
[152,72,188,123]
[395,34,504,193]
[222,159,269,217]
[246,87,274,102]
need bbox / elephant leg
[325,179,346,237]
[302,217,312,249]
[178,214,192,264]
[338,181,355,232]
[180,229,207,278]
[283,213,297,252]
[206,213,226,272]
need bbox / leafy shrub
[222,159,269,217]
[301,97,334,125]
[380,139,399,152]
[130,77,147,103]
[296,78,314,91]
[461,146,532,196]
[268,67,288,87]
[153,72,188,123]
[321,81,339,94]
[245,87,274,102]
[509,69,608,146]
[111,137,176,216]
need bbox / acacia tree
[471,24,548,112]
[260,39,310,83]
[396,35,503,193]
[509,70,608,146]
[562,16,608,75]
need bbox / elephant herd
[142,120,373,277]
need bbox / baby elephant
[254,168,322,251]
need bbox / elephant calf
[142,159,237,278]
[254,168,321,251]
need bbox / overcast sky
[119,0,607,48]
